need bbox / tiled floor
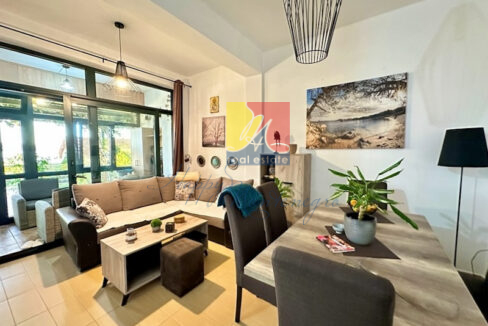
[0,241,278,326]
[0,224,39,256]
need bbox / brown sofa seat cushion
[157,177,176,202]
[119,177,162,210]
[195,177,222,202]
[72,181,122,214]
[221,177,254,191]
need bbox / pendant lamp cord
[118,27,122,61]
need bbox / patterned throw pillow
[175,181,196,201]
[76,198,108,228]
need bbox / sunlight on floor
[0,241,278,326]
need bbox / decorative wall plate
[227,156,238,170]
[211,156,221,169]
[197,155,206,167]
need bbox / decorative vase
[289,144,297,154]
[344,212,377,245]
[151,225,161,233]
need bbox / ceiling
[0,0,424,78]
[203,0,424,51]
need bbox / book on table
[316,235,355,253]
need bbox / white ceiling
[0,0,424,78]
[202,0,424,51]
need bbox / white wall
[185,66,261,181]
[263,0,488,274]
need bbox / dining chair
[223,194,276,322]
[272,246,395,326]
[256,181,288,245]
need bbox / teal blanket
[217,183,263,217]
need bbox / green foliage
[4,154,24,174]
[328,158,418,230]
[274,177,295,207]
[150,219,162,227]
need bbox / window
[95,73,172,110]
[0,47,86,95]
[0,96,21,110]
[34,119,67,172]
[0,119,24,175]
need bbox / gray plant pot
[152,226,161,233]
[344,213,377,245]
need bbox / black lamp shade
[438,127,488,167]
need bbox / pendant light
[105,21,140,95]
[59,63,74,91]
[283,0,343,64]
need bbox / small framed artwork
[210,96,219,113]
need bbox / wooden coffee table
[100,213,208,305]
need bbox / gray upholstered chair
[272,246,395,326]
[36,187,70,242]
[11,178,59,230]
[223,194,276,322]
[257,182,288,245]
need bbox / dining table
[244,206,487,325]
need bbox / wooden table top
[100,214,207,256]
[244,206,487,326]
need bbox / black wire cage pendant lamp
[105,21,140,95]
[283,0,343,64]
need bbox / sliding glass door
[66,98,161,188]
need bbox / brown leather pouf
[160,237,204,297]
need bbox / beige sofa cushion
[157,177,175,202]
[119,177,162,210]
[195,177,222,202]
[72,181,122,214]
[97,203,182,234]
[175,171,200,182]
[221,177,254,190]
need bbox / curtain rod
[0,23,192,88]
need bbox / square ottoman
[160,237,204,296]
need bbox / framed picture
[306,73,407,149]
[202,116,225,147]
[210,96,219,113]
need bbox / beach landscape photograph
[306,73,407,149]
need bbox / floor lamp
[438,127,488,267]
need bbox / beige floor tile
[2,273,35,298]
[18,311,56,326]
[36,282,76,308]
[96,306,141,326]
[171,307,220,326]
[0,300,15,326]
[67,268,104,294]
[0,279,6,302]
[49,296,95,326]
[0,243,22,256]
[157,317,181,326]
[8,289,47,324]
[0,233,18,246]
[0,261,25,280]
[77,285,123,320]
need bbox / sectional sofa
[56,175,252,270]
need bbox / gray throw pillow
[76,198,108,228]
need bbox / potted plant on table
[150,219,162,233]
[328,159,418,245]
